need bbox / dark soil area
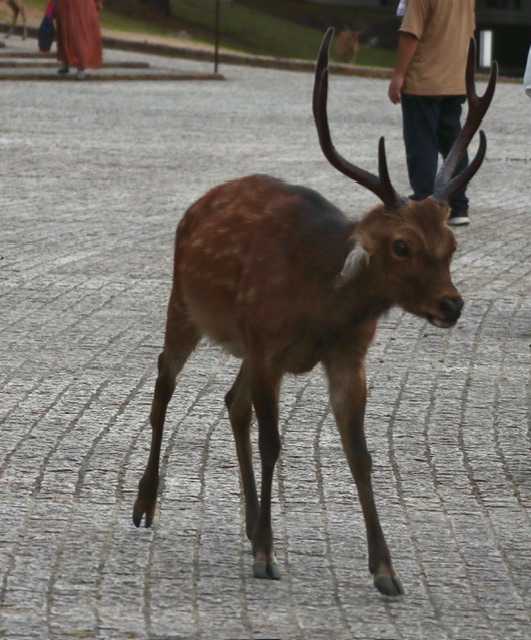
[105,0,399,50]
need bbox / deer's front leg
[324,354,403,596]
[249,366,282,580]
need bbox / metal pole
[214,0,220,74]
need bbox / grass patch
[10,0,189,39]
[9,0,395,67]
[169,0,325,59]
[168,0,395,64]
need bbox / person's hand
[388,73,404,104]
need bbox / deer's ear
[431,197,451,222]
[335,241,370,287]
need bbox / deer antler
[433,39,498,203]
[313,27,404,211]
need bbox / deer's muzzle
[429,295,464,328]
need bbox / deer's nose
[439,296,464,322]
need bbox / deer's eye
[392,239,410,258]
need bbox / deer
[132,28,496,596]
[335,28,361,64]
[2,0,26,40]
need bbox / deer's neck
[330,261,393,330]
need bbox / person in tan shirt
[388,0,476,225]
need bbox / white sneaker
[448,212,470,226]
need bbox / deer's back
[174,175,354,364]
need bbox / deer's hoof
[374,573,404,597]
[132,497,156,528]
[253,554,280,580]
[132,475,159,528]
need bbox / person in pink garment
[56,0,103,79]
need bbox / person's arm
[388,32,418,104]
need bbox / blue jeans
[401,94,469,215]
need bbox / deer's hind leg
[249,364,282,580]
[20,5,27,39]
[133,290,200,528]
[5,5,18,38]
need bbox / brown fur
[133,174,461,595]
[175,176,458,372]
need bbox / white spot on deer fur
[336,244,369,285]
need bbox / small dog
[2,0,27,40]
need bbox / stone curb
[102,35,516,83]
[1,24,514,83]
[0,71,224,82]
[0,60,151,69]
[102,34,392,79]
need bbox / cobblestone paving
[1,42,530,640]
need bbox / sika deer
[133,29,496,596]
[2,0,26,40]
[335,28,361,64]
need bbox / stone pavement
[1,36,530,640]
[0,37,223,81]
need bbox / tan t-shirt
[400,0,476,95]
